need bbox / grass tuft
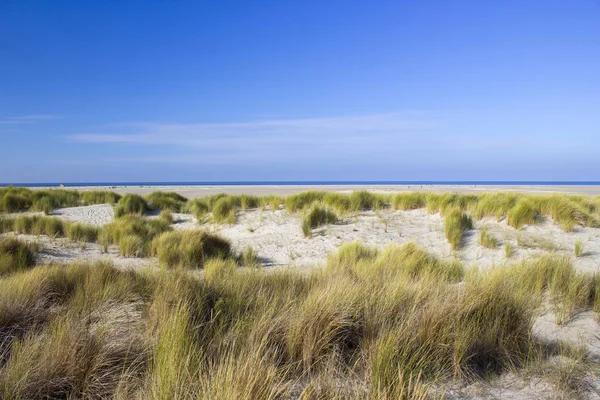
[81,190,121,205]
[151,230,232,269]
[479,229,498,249]
[444,209,473,250]
[114,194,149,218]
[302,206,338,237]
[145,191,187,212]
[574,240,584,258]
[212,197,237,224]
[0,237,38,275]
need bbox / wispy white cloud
[66,112,435,146]
[0,114,62,124]
[64,111,558,166]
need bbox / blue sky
[1,0,599,183]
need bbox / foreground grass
[0,238,597,398]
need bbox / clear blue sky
[1,0,599,183]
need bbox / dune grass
[444,209,473,250]
[145,191,188,212]
[158,210,174,225]
[151,230,232,269]
[0,241,598,397]
[66,223,100,242]
[0,237,38,276]
[81,190,121,205]
[99,215,171,257]
[114,194,150,218]
[3,188,599,233]
[302,205,338,237]
[392,192,427,210]
[240,246,259,268]
[0,187,81,214]
[185,198,210,222]
[479,229,498,249]
[212,197,237,224]
[574,240,584,258]
[505,242,513,258]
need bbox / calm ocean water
[2,181,600,188]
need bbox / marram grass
[0,239,598,398]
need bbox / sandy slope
[41,204,600,273]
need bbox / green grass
[0,237,38,275]
[12,215,68,237]
[3,188,596,234]
[1,193,30,213]
[479,229,498,249]
[392,192,427,210]
[505,242,513,258]
[302,205,338,237]
[66,223,100,242]
[0,187,81,214]
[574,240,584,257]
[145,191,188,212]
[114,194,150,218]
[81,190,121,205]
[158,210,174,225]
[212,197,237,224]
[0,245,598,398]
[151,230,232,269]
[444,209,474,250]
[185,198,210,222]
[99,215,171,257]
[240,246,259,268]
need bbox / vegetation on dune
[0,187,81,214]
[0,238,599,398]
[114,194,150,218]
[479,229,498,249]
[212,197,237,224]
[10,215,67,237]
[444,209,474,250]
[66,223,100,242]
[81,190,121,205]
[185,198,210,222]
[100,215,171,257]
[145,191,188,212]
[574,240,584,258]
[302,205,338,237]
[505,242,513,258]
[507,200,539,229]
[158,210,174,225]
[0,237,38,275]
[2,187,599,233]
[240,246,259,268]
[151,230,232,269]
[392,192,427,210]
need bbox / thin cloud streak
[66,112,436,145]
[0,115,62,124]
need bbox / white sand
[10,233,153,270]
[42,204,600,274]
[52,204,114,226]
